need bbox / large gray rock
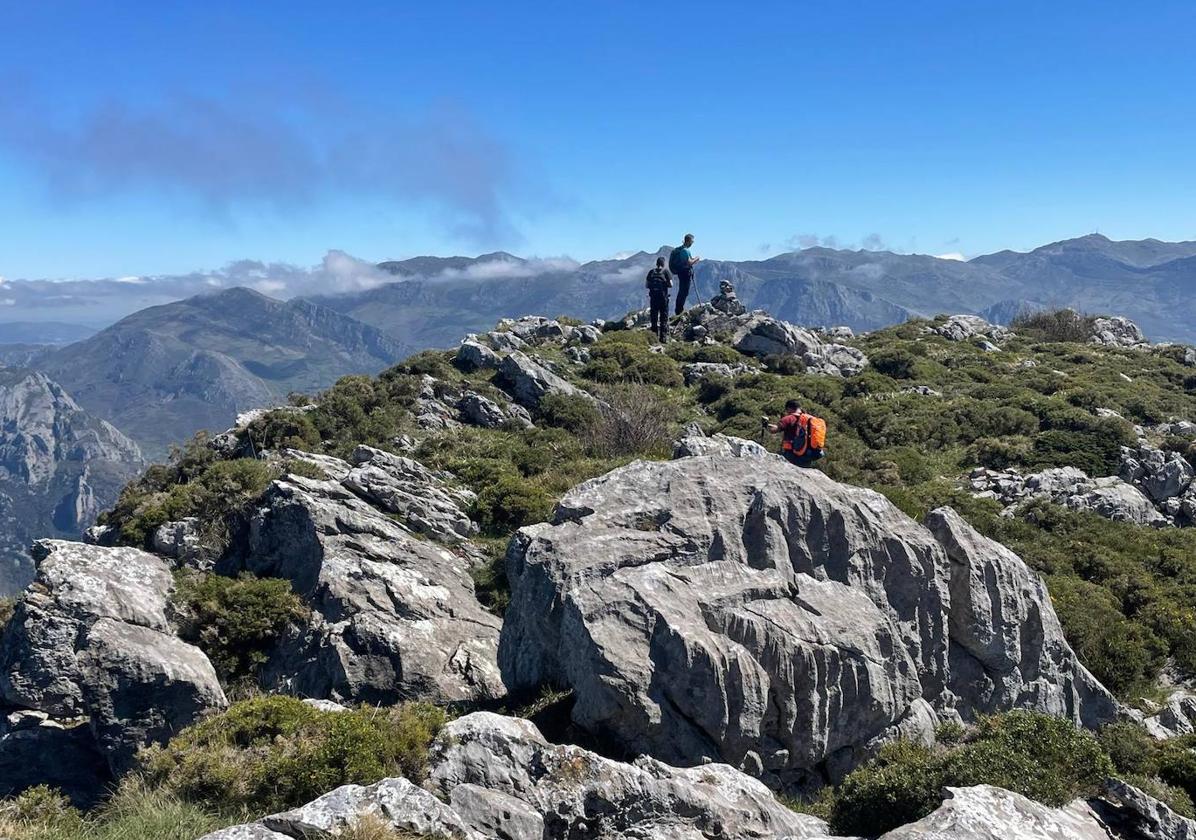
[1097,777,1196,839]
[498,351,593,409]
[501,447,1113,788]
[876,785,1110,839]
[0,540,226,774]
[932,315,1010,344]
[925,508,1117,727]
[458,391,532,430]
[426,712,829,840]
[455,337,502,371]
[245,474,503,705]
[672,433,770,460]
[1144,456,1195,502]
[343,445,478,544]
[201,778,477,840]
[1091,315,1147,347]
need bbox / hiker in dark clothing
[645,257,672,341]
[668,233,701,314]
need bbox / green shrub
[475,473,554,533]
[538,393,601,432]
[943,712,1111,806]
[0,778,232,840]
[171,572,308,685]
[141,695,446,814]
[829,741,944,836]
[1011,309,1095,343]
[870,348,918,379]
[582,339,683,387]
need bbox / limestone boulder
[0,540,226,775]
[244,474,503,705]
[500,447,1114,788]
[498,351,594,409]
[876,785,1110,839]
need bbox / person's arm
[665,269,673,288]
[689,255,701,266]
[764,416,779,433]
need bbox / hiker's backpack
[807,414,827,451]
[646,268,670,293]
[668,248,689,276]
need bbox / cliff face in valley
[0,369,143,595]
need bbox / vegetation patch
[141,695,446,815]
[826,711,1111,836]
[170,571,308,686]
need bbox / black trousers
[649,290,669,338]
[674,273,692,314]
[784,448,823,468]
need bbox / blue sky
[1,0,1195,283]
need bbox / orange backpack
[807,415,827,451]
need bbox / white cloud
[0,298,15,306]
[934,252,966,261]
[433,256,578,282]
[114,275,146,284]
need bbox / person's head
[784,399,801,414]
[656,257,666,268]
[683,233,695,247]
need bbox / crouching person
[765,400,827,467]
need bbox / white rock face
[1098,777,1196,839]
[933,315,1011,344]
[1091,315,1147,347]
[0,540,226,773]
[925,508,1116,726]
[499,447,1114,787]
[498,350,595,409]
[876,785,1110,839]
[244,472,503,705]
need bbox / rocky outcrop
[968,466,1172,527]
[201,711,828,840]
[0,540,226,776]
[925,508,1117,726]
[706,311,868,376]
[682,361,757,385]
[1092,315,1148,347]
[242,471,503,705]
[341,445,478,544]
[1121,443,1196,518]
[1096,777,1196,839]
[498,351,595,409]
[876,785,1110,839]
[932,315,1011,345]
[499,442,1113,788]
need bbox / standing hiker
[764,400,827,467]
[668,233,701,314]
[644,257,673,342]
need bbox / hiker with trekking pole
[763,400,827,468]
[668,233,702,313]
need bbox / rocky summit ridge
[3,297,1196,838]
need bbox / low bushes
[171,572,308,686]
[1012,308,1096,342]
[0,778,232,840]
[828,711,1112,836]
[1099,723,1196,816]
[141,695,446,815]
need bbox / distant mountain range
[37,287,408,457]
[312,234,1196,348]
[0,232,1195,590]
